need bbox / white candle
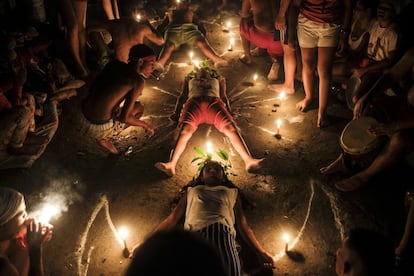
[135,13,141,21]
[226,21,231,30]
[279,91,286,101]
[253,73,258,85]
[228,37,234,51]
[276,119,282,135]
[193,59,200,68]
[206,141,213,154]
[118,227,129,249]
[282,232,290,252]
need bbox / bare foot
[317,114,330,128]
[246,158,264,173]
[267,84,295,94]
[267,62,280,81]
[214,59,229,68]
[154,162,175,177]
[250,47,266,57]
[239,55,252,65]
[97,139,119,154]
[320,159,343,174]
[335,175,367,192]
[296,98,312,112]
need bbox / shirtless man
[320,47,414,192]
[88,18,165,63]
[240,0,296,84]
[156,0,228,70]
[154,67,263,177]
[79,44,156,154]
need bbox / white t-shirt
[184,185,238,236]
[366,20,398,62]
[188,77,220,98]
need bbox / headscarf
[0,187,25,227]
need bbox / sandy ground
[1,1,413,275]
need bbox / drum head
[340,117,382,155]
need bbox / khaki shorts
[165,23,204,47]
[297,13,340,48]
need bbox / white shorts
[297,13,340,48]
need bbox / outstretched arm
[234,196,274,270]
[170,77,190,123]
[153,192,187,232]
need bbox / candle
[279,91,286,101]
[119,227,130,258]
[223,20,231,32]
[276,119,282,135]
[188,51,194,64]
[135,13,141,22]
[193,59,200,68]
[282,232,290,252]
[253,73,258,85]
[206,141,213,154]
[228,37,234,51]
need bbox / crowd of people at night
[1,0,414,275]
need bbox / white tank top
[184,185,238,236]
[188,78,220,98]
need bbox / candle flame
[193,59,200,68]
[276,119,282,128]
[226,21,231,29]
[279,91,286,101]
[118,226,129,240]
[253,73,258,82]
[282,232,290,243]
[189,51,194,59]
[136,13,141,21]
[206,141,213,154]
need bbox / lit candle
[135,13,141,22]
[176,0,181,4]
[118,226,130,258]
[253,73,258,85]
[206,141,213,154]
[282,232,290,252]
[193,59,200,68]
[226,20,231,30]
[228,37,234,51]
[276,119,282,135]
[188,51,194,64]
[279,91,286,101]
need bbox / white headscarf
[0,187,25,227]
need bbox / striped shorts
[197,223,242,276]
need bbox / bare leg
[239,35,252,65]
[73,1,88,73]
[396,189,414,259]
[98,138,119,154]
[194,39,228,67]
[316,46,336,128]
[157,42,175,69]
[220,124,263,172]
[296,47,316,112]
[268,44,296,94]
[336,132,413,192]
[320,153,344,174]
[155,124,196,176]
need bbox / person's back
[82,60,142,122]
[249,0,278,33]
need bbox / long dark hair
[171,161,254,210]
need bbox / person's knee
[180,124,195,137]
[221,124,237,134]
[389,132,413,151]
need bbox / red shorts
[179,97,234,132]
[239,17,283,58]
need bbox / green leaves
[191,146,232,175]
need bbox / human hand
[144,124,155,137]
[368,122,396,136]
[258,251,275,270]
[26,219,53,249]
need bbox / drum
[340,116,388,171]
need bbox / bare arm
[240,0,251,18]
[153,192,187,232]
[0,257,19,276]
[234,196,274,270]
[337,0,353,54]
[143,26,165,46]
[119,82,154,133]
[218,76,231,113]
[170,77,190,123]
[275,0,292,30]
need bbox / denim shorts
[297,13,340,48]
